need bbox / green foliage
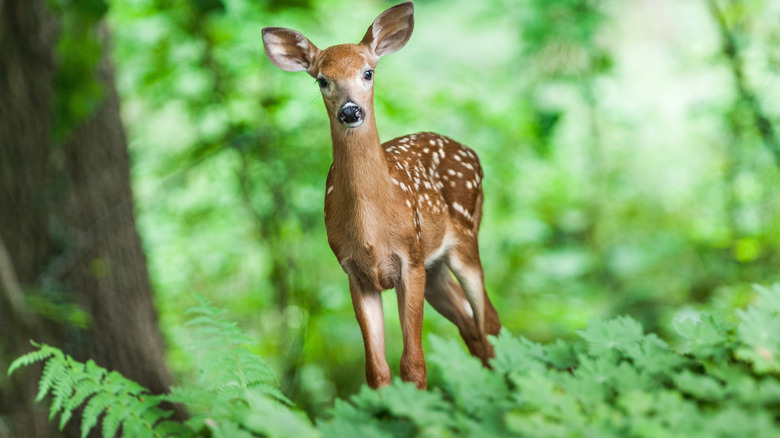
[104,0,780,419]
[48,0,109,140]
[12,0,780,428]
[180,294,288,404]
[8,296,316,438]
[169,295,317,437]
[7,344,183,437]
[735,284,780,373]
[324,284,780,437]
[10,286,780,437]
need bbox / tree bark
[0,1,175,436]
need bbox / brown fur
[263,1,501,389]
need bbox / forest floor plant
[9,286,780,437]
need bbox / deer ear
[262,27,320,76]
[361,1,414,59]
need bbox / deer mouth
[338,101,364,128]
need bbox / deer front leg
[396,263,427,389]
[349,276,391,388]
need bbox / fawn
[262,1,500,389]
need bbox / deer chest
[324,204,405,291]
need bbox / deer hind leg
[445,242,501,364]
[349,276,391,388]
[424,261,487,364]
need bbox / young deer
[262,1,500,389]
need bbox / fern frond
[13,297,308,437]
[50,356,84,421]
[38,356,68,405]
[182,294,290,406]
[6,342,57,376]
[56,360,101,429]
[101,394,166,438]
[9,343,181,438]
[81,392,112,438]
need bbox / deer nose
[338,102,363,127]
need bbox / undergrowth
[9,286,780,437]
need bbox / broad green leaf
[578,316,645,357]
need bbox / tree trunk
[0,1,175,436]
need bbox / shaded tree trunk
[0,1,175,436]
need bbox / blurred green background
[104,0,778,417]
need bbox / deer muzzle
[338,101,364,127]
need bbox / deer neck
[329,114,392,204]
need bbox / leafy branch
[708,0,780,167]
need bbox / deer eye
[363,70,373,81]
[317,77,328,88]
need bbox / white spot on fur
[452,202,474,222]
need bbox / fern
[6,344,55,376]
[7,344,186,437]
[167,295,314,436]
[8,295,316,437]
[11,286,780,437]
[180,294,289,405]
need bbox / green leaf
[490,329,548,375]
[6,343,56,376]
[735,305,780,372]
[673,313,732,358]
[751,284,780,314]
[623,334,687,376]
[578,316,645,357]
[356,379,452,428]
[81,393,112,438]
[673,370,725,402]
[733,284,780,373]
[428,335,510,418]
[543,338,578,370]
[241,393,319,438]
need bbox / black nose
[338,102,363,125]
